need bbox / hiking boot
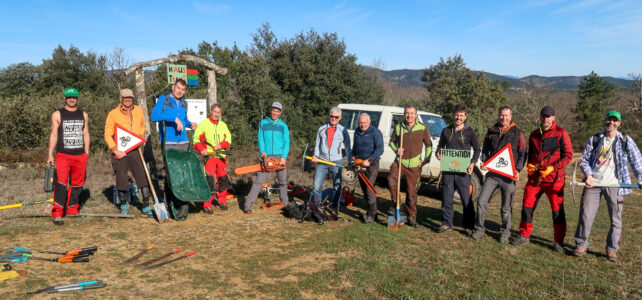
[120,204,129,215]
[203,206,214,214]
[362,214,374,224]
[52,217,64,226]
[141,205,153,218]
[607,251,617,262]
[499,236,510,244]
[573,248,586,257]
[471,231,484,240]
[437,225,453,233]
[218,203,228,211]
[553,242,564,253]
[408,220,420,228]
[465,229,474,237]
[244,210,252,214]
[511,235,530,246]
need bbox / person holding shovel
[573,111,642,261]
[472,106,526,243]
[311,107,352,214]
[388,103,432,228]
[244,102,290,214]
[512,106,572,252]
[435,104,479,233]
[150,78,197,150]
[47,87,90,225]
[352,113,384,224]
[104,89,152,217]
[193,103,232,213]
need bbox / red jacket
[526,122,573,183]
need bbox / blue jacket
[353,125,383,161]
[314,123,352,164]
[258,117,290,159]
[150,93,191,144]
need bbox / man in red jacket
[512,106,573,252]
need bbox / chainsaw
[234,157,286,175]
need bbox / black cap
[540,106,555,116]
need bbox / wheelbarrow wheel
[165,184,189,221]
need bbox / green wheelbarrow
[161,122,211,221]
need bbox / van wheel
[453,172,482,203]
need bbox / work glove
[539,166,554,178]
[527,164,537,176]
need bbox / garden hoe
[138,148,169,223]
[571,161,640,203]
[388,131,406,230]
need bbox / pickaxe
[570,161,641,203]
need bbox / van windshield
[420,115,447,136]
[340,110,381,130]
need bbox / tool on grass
[2,253,89,263]
[28,280,106,294]
[136,248,182,267]
[144,252,196,269]
[0,199,53,211]
[138,148,169,223]
[120,244,155,264]
[388,130,407,230]
[0,264,27,282]
[234,157,286,175]
[37,246,97,256]
[570,161,640,203]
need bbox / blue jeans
[312,161,342,208]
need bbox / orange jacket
[104,104,146,150]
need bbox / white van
[338,103,484,200]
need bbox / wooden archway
[124,55,228,137]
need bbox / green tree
[574,71,617,144]
[0,62,41,98]
[38,45,112,96]
[422,55,506,136]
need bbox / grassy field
[0,148,640,299]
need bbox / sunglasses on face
[329,115,340,119]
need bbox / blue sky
[1,0,640,77]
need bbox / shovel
[388,128,406,230]
[138,148,169,223]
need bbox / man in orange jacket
[104,89,152,217]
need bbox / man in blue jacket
[150,79,197,150]
[312,107,352,213]
[352,113,383,224]
[244,102,291,213]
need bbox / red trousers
[204,157,228,208]
[519,181,567,242]
[52,153,88,217]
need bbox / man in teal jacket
[151,78,197,150]
[244,102,291,213]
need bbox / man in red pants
[512,106,573,252]
[193,104,232,214]
[46,87,90,225]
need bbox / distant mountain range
[378,69,635,90]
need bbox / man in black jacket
[436,104,480,234]
[352,113,384,224]
[472,106,526,243]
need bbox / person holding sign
[471,106,526,242]
[47,87,90,225]
[387,103,432,228]
[573,111,642,261]
[193,103,232,213]
[512,106,572,252]
[435,104,480,234]
[104,89,152,216]
[150,78,197,150]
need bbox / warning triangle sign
[114,124,146,153]
[482,143,517,180]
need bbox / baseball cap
[540,106,555,116]
[605,111,621,121]
[120,89,134,98]
[271,102,283,111]
[64,87,79,98]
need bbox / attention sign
[440,149,471,173]
[167,64,187,84]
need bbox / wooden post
[134,68,151,137]
[207,69,217,110]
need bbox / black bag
[44,165,56,192]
